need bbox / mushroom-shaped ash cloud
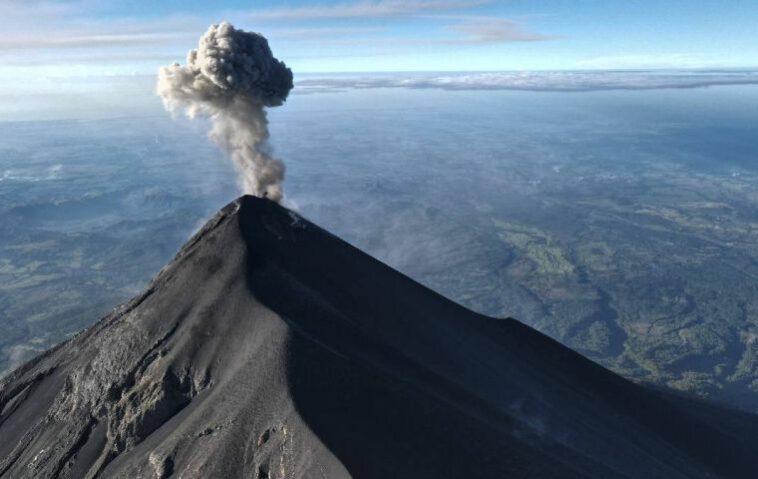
[158,22,293,201]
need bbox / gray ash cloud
[158,22,293,201]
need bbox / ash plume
[158,22,293,201]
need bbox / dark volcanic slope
[1,196,758,478]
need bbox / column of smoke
[157,22,293,202]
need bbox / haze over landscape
[1,1,758,477]
[4,75,758,412]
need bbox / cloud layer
[248,0,487,20]
[295,70,758,93]
[447,18,554,44]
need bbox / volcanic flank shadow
[233,196,758,479]
[237,201,481,476]
[235,197,602,478]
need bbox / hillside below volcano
[1,195,758,478]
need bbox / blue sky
[1,1,757,120]
[2,0,757,74]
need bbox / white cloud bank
[295,70,758,93]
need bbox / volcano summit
[1,196,757,478]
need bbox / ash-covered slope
[1,196,758,479]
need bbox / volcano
[1,196,757,478]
